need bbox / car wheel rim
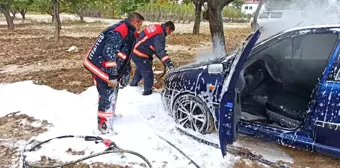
[176,97,207,133]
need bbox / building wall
[241,3,266,15]
[245,0,260,3]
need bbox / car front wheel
[172,94,214,134]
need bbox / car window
[257,38,292,61]
[270,12,283,18]
[259,12,270,19]
[291,33,338,60]
[290,33,338,89]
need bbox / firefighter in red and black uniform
[130,21,175,95]
[83,12,144,134]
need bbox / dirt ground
[1,17,340,168]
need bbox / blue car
[161,24,340,158]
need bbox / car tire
[172,94,215,134]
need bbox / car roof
[284,24,340,32]
[264,10,304,13]
[256,24,340,46]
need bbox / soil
[31,156,128,168]
[0,112,51,140]
[281,147,340,168]
[233,159,267,168]
[1,19,339,168]
[0,112,52,167]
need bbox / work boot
[97,117,108,134]
[142,90,152,96]
[97,117,117,135]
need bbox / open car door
[218,29,261,157]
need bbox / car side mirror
[207,63,224,74]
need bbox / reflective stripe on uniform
[161,56,170,62]
[83,58,109,82]
[103,61,117,68]
[98,111,114,118]
[117,52,127,60]
[133,36,149,58]
[150,45,155,51]
[133,49,149,58]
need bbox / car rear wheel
[173,94,214,134]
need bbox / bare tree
[251,0,264,30]
[0,0,14,30]
[52,0,61,41]
[206,0,234,58]
[12,0,33,20]
[10,8,16,17]
[193,0,205,34]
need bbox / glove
[167,64,175,73]
[108,79,118,88]
[164,59,175,72]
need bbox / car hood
[171,51,237,73]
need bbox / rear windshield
[270,12,283,18]
[259,12,270,19]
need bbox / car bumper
[161,89,172,116]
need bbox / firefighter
[130,21,175,95]
[83,12,144,134]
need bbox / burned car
[161,24,340,157]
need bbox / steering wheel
[262,54,282,83]
[239,61,265,97]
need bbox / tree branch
[221,0,234,8]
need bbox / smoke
[187,0,340,68]
[195,47,214,62]
[259,0,340,39]
[185,35,231,68]
[176,46,227,70]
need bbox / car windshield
[270,12,283,18]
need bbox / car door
[312,32,340,154]
[218,29,261,157]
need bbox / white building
[241,0,266,15]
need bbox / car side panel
[313,39,340,150]
[239,121,314,151]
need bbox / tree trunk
[193,0,204,35]
[207,4,226,58]
[79,13,84,22]
[52,0,61,41]
[251,0,264,31]
[19,9,27,20]
[111,10,115,19]
[0,4,14,30]
[10,9,16,18]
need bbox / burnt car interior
[237,32,339,129]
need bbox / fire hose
[20,135,153,168]
[153,63,167,89]
[19,134,200,168]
